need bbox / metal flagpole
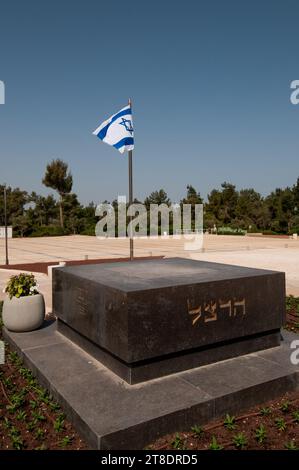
[128,98,134,260]
[4,184,9,265]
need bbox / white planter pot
[2,294,45,332]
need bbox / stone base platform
[4,322,299,450]
[52,259,286,384]
[57,320,281,384]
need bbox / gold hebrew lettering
[219,299,232,316]
[204,301,217,322]
[233,298,246,316]
[187,299,202,325]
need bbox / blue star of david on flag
[92,104,134,154]
[119,117,134,135]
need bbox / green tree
[181,185,203,230]
[144,189,171,235]
[63,193,83,234]
[11,214,32,237]
[0,185,28,226]
[78,202,98,235]
[144,189,170,209]
[220,182,238,224]
[181,185,203,205]
[205,182,238,227]
[30,192,58,226]
[205,188,222,226]
[265,187,295,233]
[42,159,73,228]
[292,177,299,208]
[235,189,269,230]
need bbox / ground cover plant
[148,392,299,450]
[286,296,299,333]
[149,296,299,450]
[0,302,88,450]
[0,297,298,450]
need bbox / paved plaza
[0,234,298,312]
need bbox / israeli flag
[93,105,134,154]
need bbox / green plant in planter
[5,273,39,300]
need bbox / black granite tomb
[53,258,285,384]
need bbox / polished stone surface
[53,258,285,382]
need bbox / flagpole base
[129,238,134,261]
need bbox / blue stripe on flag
[97,108,132,140]
[113,137,134,149]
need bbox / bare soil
[286,296,299,333]
[1,297,298,451]
[0,300,88,450]
[0,346,89,450]
[149,297,299,451]
[148,392,299,450]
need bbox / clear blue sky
[0,0,298,205]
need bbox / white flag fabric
[92,105,134,154]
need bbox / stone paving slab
[3,323,299,449]
[1,234,299,297]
